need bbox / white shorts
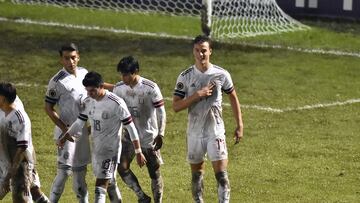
[187,135,228,164]
[92,154,119,179]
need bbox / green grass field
[1,1,360,202]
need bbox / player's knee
[215,171,230,188]
[118,168,130,177]
[72,170,88,198]
[149,167,161,180]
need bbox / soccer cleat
[138,194,151,203]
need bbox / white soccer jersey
[174,64,235,138]
[0,96,24,181]
[78,91,133,163]
[4,106,35,168]
[45,67,90,167]
[113,77,164,148]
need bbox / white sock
[94,186,107,203]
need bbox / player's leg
[188,136,207,203]
[94,155,119,203]
[144,148,163,203]
[49,162,72,203]
[30,169,51,203]
[107,175,122,203]
[117,135,150,202]
[95,178,110,203]
[72,165,89,203]
[208,137,230,203]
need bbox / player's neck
[195,62,211,72]
[1,103,15,116]
[129,75,140,88]
[95,89,106,101]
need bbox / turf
[0,1,360,202]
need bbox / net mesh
[11,0,308,39]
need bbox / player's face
[60,51,80,74]
[193,41,212,68]
[120,72,137,86]
[85,86,103,100]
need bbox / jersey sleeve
[118,99,133,125]
[152,84,164,108]
[221,71,235,94]
[173,74,187,99]
[12,112,29,149]
[45,79,61,105]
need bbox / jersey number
[94,119,101,131]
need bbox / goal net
[11,0,308,39]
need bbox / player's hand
[196,83,215,99]
[135,152,147,168]
[153,135,163,151]
[57,133,75,148]
[234,126,243,144]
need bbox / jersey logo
[176,82,184,90]
[102,111,110,119]
[49,88,57,97]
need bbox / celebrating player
[109,56,166,203]
[172,35,244,203]
[59,71,147,203]
[45,43,91,203]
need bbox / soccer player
[172,35,244,203]
[0,82,50,202]
[45,43,91,203]
[0,94,50,203]
[110,56,166,203]
[59,71,147,203]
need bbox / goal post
[10,0,309,39]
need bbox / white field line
[13,83,360,113]
[1,17,360,58]
[164,97,360,113]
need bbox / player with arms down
[109,56,166,203]
[45,43,91,203]
[0,82,50,203]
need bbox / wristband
[135,148,142,154]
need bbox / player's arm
[124,121,147,168]
[103,82,115,91]
[154,104,166,151]
[5,146,26,180]
[228,89,243,144]
[58,116,87,147]
[44,102,68,134]
[172,83,215,112]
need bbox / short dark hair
[0,82,17,104]
[117,55,139,74]
[82,71,103,88]
[192,35,212,49]
[59,43,79,56]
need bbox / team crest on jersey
[49,88,57,97]
[177,82,184,90]
[102,111,109,119]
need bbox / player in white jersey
[0,93,50,203]
[110,56,166,203]
[59,71,147,203]
[0,82,50,202]
[173,35,244,203]
[45,43,91,203]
